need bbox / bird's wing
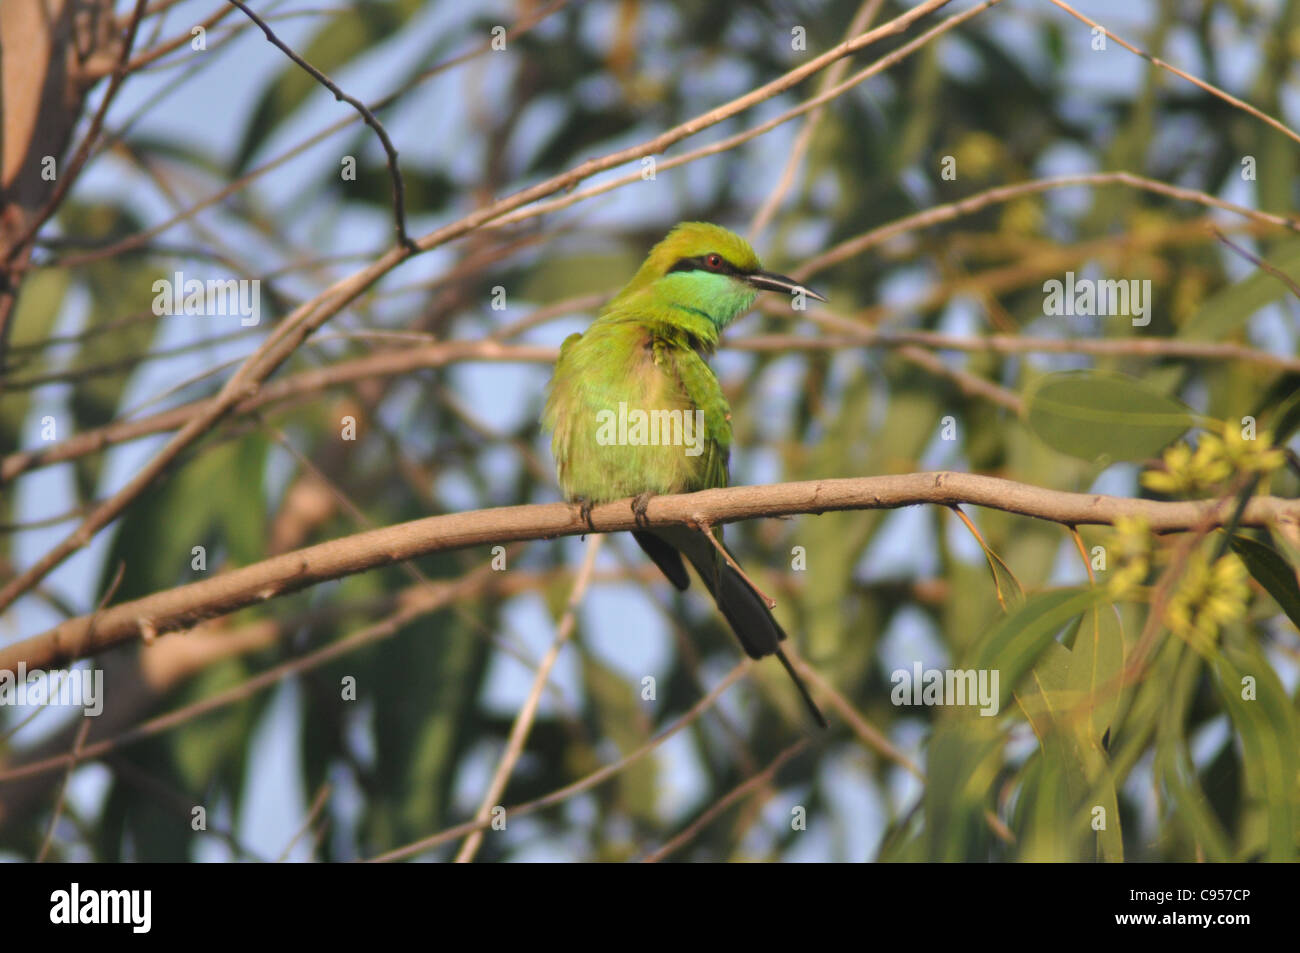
[659,341,732,492]
[542,331,588,491]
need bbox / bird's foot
[631,491,655,528]
[573,496,596,533]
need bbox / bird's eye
[705,254,723,270]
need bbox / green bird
[543,222,828,727]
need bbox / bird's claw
[632,491,654,528]
[574,497,596,533]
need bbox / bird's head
[612,222,825,333]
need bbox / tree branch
[0,341,555,483]
[3,472,1296,676]
[224,0,415,250]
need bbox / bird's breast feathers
[545,322,729,503]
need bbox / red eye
[706,254,723,270]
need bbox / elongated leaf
[1066,602,1126,745]
[981,539,1024,613]
[582,656,658,826]
[924,712,1003,861]
[1088,764,1125,862]
[1230,534,1300,632]
[971,587,1103,710]
[1017,640,1073,743]
[1023,371,1194,462]
[1014,747,1075,861]
[1212,646,1299,860]
[950,507,1025,612]
[1181,239,1300,341]
[1267,386,1300,443]
[1269,526,1300,574]
[1154,645,1233,862]
[1018,639,1124,861]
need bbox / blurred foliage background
[1,0,1299,861]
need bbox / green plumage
[542,222,827,727]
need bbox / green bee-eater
[543,222,827,727]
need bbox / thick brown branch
[3,472,1296,675]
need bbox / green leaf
[1267,386,1300,444]
[172,658,261,793]
[970,587,1103,710]
[1018,638,1125,861]
[581,656,658,826]
[953,508,1025,613]
[1015,640,1072,740]
[99,434,269,601]
[1181,239,1300,341]
[0,269,69,463]
[1066,602,1126,745]
[1023,371,1195,462]
[1013,745,1075,860]
[1154,748,1232,862]
[365,607,489,844]
[1212,645,1299,860]
[1230,534,1300,632]
[923,712,1003,861]
[1269,525,1300,572]
[943,588,1115,860]
[1154,646,1233,862]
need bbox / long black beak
[747,269,827,302]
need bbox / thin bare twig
[797,663,924,780]
[224,0,415,250]
[750,0,884,234]
[795,173,1300,281]
[693,518,778,610]
[35,718,91,862]
[32,561,126,858]
[641,738,811,862]
[485,0,999,233]
[1210,227,1300,302]
[276,782,332,862]
[1048,0,1300,148]
[40,2,572,272]
[367,662,752,862]
[454,534,602,862]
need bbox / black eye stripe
[666,254,747,277]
